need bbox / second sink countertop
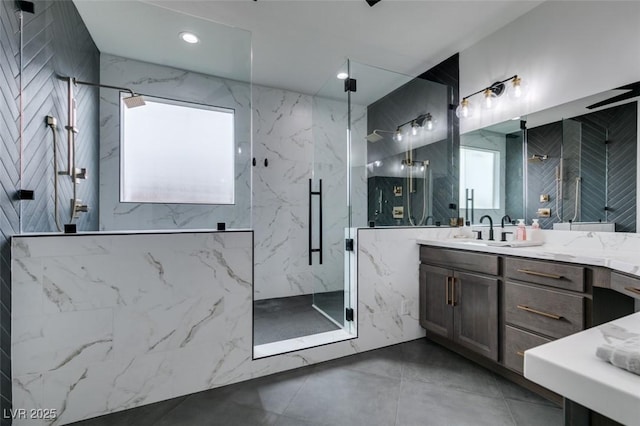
[416,237,640,279]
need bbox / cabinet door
[419,264,453,338]
[453,271,499,361]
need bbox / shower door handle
[308,178,323,265]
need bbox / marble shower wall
[252,87,313,300]
[253,86,367,300]
[99,54,252,231]
[12,228,429,425]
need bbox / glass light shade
[483,88,494,109]
[395,128,403,142]
[507,76,529,99]
[455,99,473,118]
[425,118,433,131]
[411,123,419,136]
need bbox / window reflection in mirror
[459,120,524,227]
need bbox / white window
[120,95,235,204]
[459,147,500,209]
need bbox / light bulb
[336,72,348,80]
[400,163,405,170]
[484,88,494,109]
[420,165,425,172]
[455,98,473,118]
[374,160,382,167]
[411,122,418,136]
[395,128,403,142]
[508,76,529,99]
[425,113,433,131]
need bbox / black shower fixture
[366,0,381,7]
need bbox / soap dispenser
[516,219,527,241]
[529,219,541,242]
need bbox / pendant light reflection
[395,127,403,142]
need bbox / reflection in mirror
[365,76,453,227]
[463,89,638,232]
[459,120,524,227]
[531,101,637,232]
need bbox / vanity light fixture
[393,112,434,141]
[457,75,526,118]
[179,31,199,44]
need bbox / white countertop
[416,232,640,279]
[524,312,640,426]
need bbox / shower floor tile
[253,293,342,345]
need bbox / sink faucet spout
[479,215,494,241]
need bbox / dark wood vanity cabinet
[419,247,499,361]
[502,257,588,373]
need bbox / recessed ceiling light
[179,32,199,44]
[337,72,348,80]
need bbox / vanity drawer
[505,282,584,339]
[420,246,498,276]
[611,271,640,300]
[503,325,551,374]
[505,257,585,292]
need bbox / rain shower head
[365,129,394,142]
[122,93,146,108]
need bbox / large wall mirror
[460,87,638,232]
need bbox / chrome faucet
[479,215,494,241]
[425,215,435,225]
[500,214,512,228]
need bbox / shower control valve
[74,167,88,181]
[71,199,89,218]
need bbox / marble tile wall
[98,54,252,231]
[11,228,428,425]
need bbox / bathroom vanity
[417,235,639,420]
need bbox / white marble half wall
[12,228,433,425]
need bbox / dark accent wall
[526,102,637,231]
[0,2,20,421]
[418,54,460,219]
[367,54,459,226]
[0,1,99,422]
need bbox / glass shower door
[309,60,354,332]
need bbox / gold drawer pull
[517,269,563,280]
[516,351,525,357]
[625,287,640,296]
[517,304,563,320]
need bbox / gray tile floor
[70,338,562,426]
[254,294,342,345]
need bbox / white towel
[596,336,640,376]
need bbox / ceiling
[74,0,543,97]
